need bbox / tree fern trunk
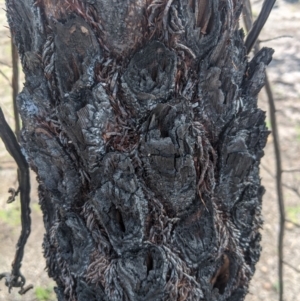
[6,0,272,300]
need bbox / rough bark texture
[6,0,272,300]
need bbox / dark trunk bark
[5,0,272,300]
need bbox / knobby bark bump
[5,0,273,300]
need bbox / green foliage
[0,201,20,226]
[32,202,42,213]
[286,204,300,223]
[272,281,279,293]
[34,286,54,301]
[265,119,272,130]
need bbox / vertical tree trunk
[6,0,272,300]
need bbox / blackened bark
[5,0,272,300]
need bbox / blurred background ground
[0,0,299,300]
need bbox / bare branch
[0,59,12,67]
[282,183,300,198]
[260,35,293,43]
[282,169,300,173]
[0,107,32,294]
[0,68,12,87]
[245,0,276,53]
[261,162,274,178]
[283,260,300,274]
[265,72,285,301]
[285,219,300,228]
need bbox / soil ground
[0,1,299,300]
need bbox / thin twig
[265,170,300,198]
[7,187,20,203]
[0,68,12,87]
[282,169,300,173]
[282,183,300,198]
[285,219,300,228]
[261,162,274,178]
[260,35,293,43]
[283,260,300,274]
[265,74,285,301]
[0,107,32,294]
[0,59,12,67]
